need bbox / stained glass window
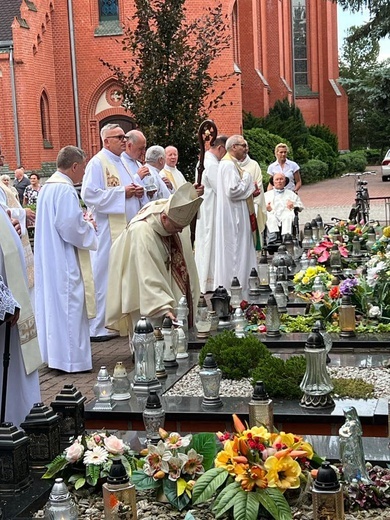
[292,0,308,87]
[99,0,119,22]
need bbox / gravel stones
[164,364,390,399]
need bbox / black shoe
[90,335,119,342]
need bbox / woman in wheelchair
[264,173,304,245]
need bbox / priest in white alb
[81,124,147,341]
[194,135,228,293]
[34,146,98,373]
[106,183,202,341]
[214,135,260,299]
[0,206,41,426]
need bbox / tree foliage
[337,0,390,41]
[339,25,390,150]
[256,99,309,164]
[102,0,233,179]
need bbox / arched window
[99,0,119,22]
[40,91,52,148]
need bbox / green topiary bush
[305,135,337,175]
[199,331,272,380]
[300,159,329,184]
[347,151,368,172]
[250,355,306,399]
[244,127,292,165]
[308,124,338,154]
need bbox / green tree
[337,0,390,41]
[259,99,308,161]
[338,26,389,150]
[103,0,233,179]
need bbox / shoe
[267,232,281,246]
[90,335,119,342]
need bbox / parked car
[381,149,390,181]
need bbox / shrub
[261,99,309,153]
[308,124,338,154]
[251,355,306,399]
[305,135,337,175]
[331,377,374,399]
[244,128,292,166]
[300,159,329,184]
[364,148,382,165]
[199,331,271,380]
[347,151,368,172]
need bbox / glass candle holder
[133,317,157,382]
[195,294,212,338]
[154,327,167,378]
[111,361,131,401]
[274,282,287,313]
[103,458,137,520]
[162,316,179,367]
[93,366,113,410]
[300,327,334,409]
[44,478,78,520]
[199,353,223,409]
[230,277,243,309]
[176,326,188,359]
[312,461,344,520]
[142,391,165,444]
[265,294,281,337]
[339,295,356,337]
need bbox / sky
[337,5,390,61]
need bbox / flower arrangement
[327,220,369,244]
[43,431,134,489]
[293,265,333,295]
[192,414,322,520]
[308,238,348,264]
[131,429,217,511]
[240,301,266,325]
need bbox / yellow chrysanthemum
[235,464,267,491]
[383,226,390,238]
[302,276,310,285]
[293,272,303,282]
[264,455,302,490]
[305,267,317,278]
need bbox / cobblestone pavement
[38,166,389,407]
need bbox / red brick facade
[0,0,348,172]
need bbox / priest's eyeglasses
[107,135,128,141]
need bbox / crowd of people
[0,125,304,427]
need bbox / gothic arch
[84,74,135,156]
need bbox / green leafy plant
[251,356,306,400]
[132,430,217,511]
[331,377,375,399]
[199,331,271,380]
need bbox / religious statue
[339,406,371,484]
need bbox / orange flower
[329,286,340,299]
[232,414,246,434]
[235,464,267,491]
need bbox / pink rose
[104,435,125,455]
[65,441,84,463]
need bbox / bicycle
[341,171,376,224]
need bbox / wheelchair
[263,176,302,253]
[264,207,301,254]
